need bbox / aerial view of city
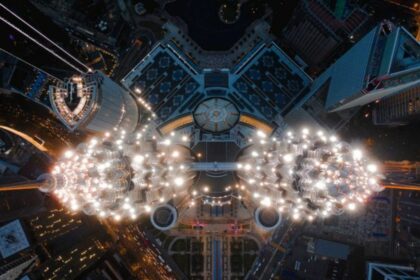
[0,0,419,279]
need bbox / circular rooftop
[255,207,281,230]
[150,204,178,231]
[193,98,239,133]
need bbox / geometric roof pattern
[122,44,200,123]
[0,220,30,259]
[121,40,311,129]
[232,44,311,120]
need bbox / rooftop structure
[42,129,196,222]
[0,49,139,134]
[319,22,420,114]
[0,220,30,259]
[49,71,139,133]
[237,128,383,221]
[285,21,420,129]
[0,17,392,232]
[120,21,317,233]
[2,2,419,279]
[308,238,350,260]
[0,200,115,280]
[367,262,420,280]
[121,21,312,137]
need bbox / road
[245,220,302,280]
[113,223,184,280]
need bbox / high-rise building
[321,21,420,114]
[0,194,113,280]
[0,49,61,109]
[383,161,420,258]
[0,220,37,280]
[49,71,139,133]
[0,135,47,223]
[1,49,139,134]
[286,21,420,129]
[77,251,135,280]
[281,0,370,72]
[367,262,420,279]
[373,85,420,125]
[0,185,45,223]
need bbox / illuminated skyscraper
[49,71,139,133]
[1,49,140,134]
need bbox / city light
[45,128,195,221]
[237,128,384,221]
[43,124,384,224]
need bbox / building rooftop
[322,22,420,112]
[122,22,312,132]
[0,220,30,259]
[309,239,351,260]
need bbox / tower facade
[49,71,139,133]
[318,22,420,115]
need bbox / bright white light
[315,181,326,190]
[71,203,79,211]
[133,155,144,164]
[90,138,98,146]
[172,150,180,158]
[347,202,357,211]
[352,149,363,160]
[257,130,266,138]
[114,214,121,221]
[64,150,74,159]
[174,177,184,187]
[261,197,272,207]
[48,128,195,222]
[367,164,377,173]
[237,127,383,221]
[283,154,293,162]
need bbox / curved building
[49,71,138,133]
